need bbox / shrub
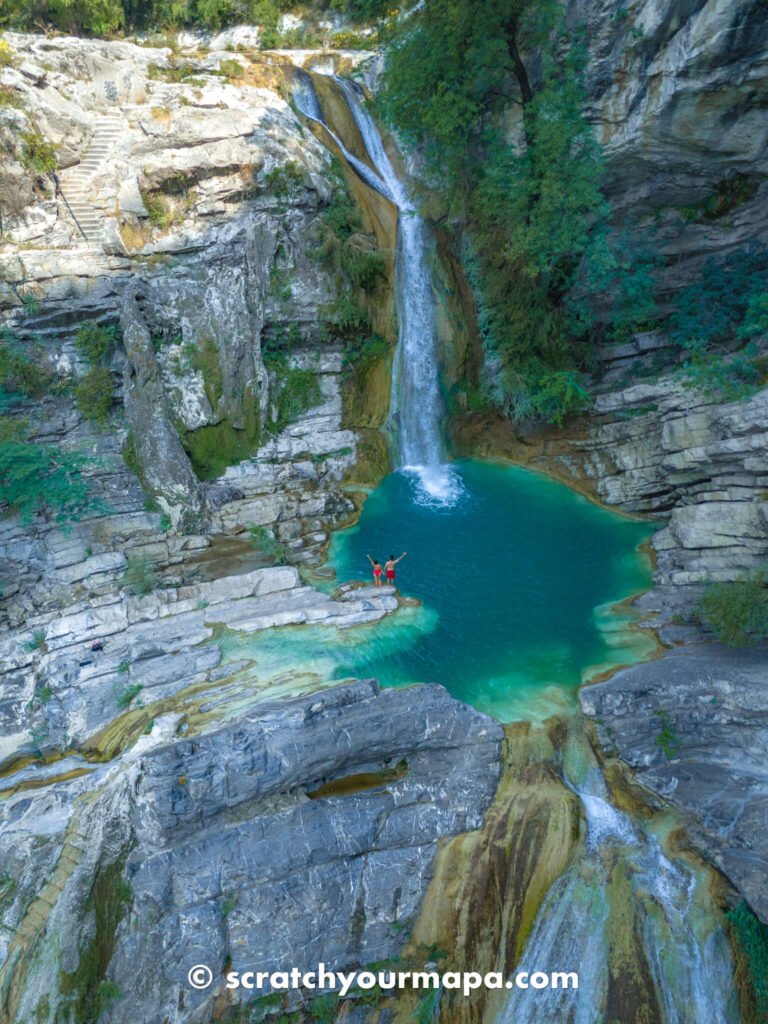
[697,566,768,646]
[0,40,17,66]
[115,683,143,709]
[120,557,158,596]
[147,62,203,84]
[0,338,50,398]
[261,161,305,197]
[0,430,98,524]
[341,332,388,378]
[218,58,244,80]
[74,367,114,425]
[20,131,57,175]
[0,85,24,108]
[74,323,117,365]
[24,630,47,652]
[314,182,386,292]
[247,524,287,565]
[142,189,173,228]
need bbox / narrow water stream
[287,72,741,1023]
[503,732,738,1023]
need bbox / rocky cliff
[0,33,388,627]
[0,678,502,1024]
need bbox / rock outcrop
[0,34,388,630]
[0,565,400,768]
[580,644,768,923]
[570,0,768,289]
[0,680,503,1024]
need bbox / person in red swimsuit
[385,552,407,585]
[366,555,383,586]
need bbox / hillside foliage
[0,0,388,34]
[378,0,659,424]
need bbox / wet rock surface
[580,643,768,922]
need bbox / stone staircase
[59,112,123,246]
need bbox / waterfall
[294,71,461,505]
[499,757,740,1024]
[292,72,395,202]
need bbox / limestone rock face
[515,367,768,625]
[567,0,768,284]
[0,34,380,627]
[0,680,503,1024]
[121,291,204,526]
[580,645,768,923]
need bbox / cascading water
[291,74,740,1023]
[500,742,740,1024]
[292,72,395,202]
[294,71,461,504]
[337,79,462,505]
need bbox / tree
[380,0,603,423]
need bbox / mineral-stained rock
[580,644,768,923]
[0,680,503,1024]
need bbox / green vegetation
[329,0,389,20]
[147,61,204,84]
[669,243,768,401]
[679,175,758,224]
[0,39,17,65]
[378,0,656,425]
[115,682,143,708]
[75,323,117,365]
[0,336,50,399]
[74,366,114,425]
[416,988,440,1024]
[268,366,322,432]
[120,556,159,596]
[247,524,288,564]
[653,709,680,759]
[191,337,224,407]
[1,0,391,39]
[312,169,390,388]
[20,131,57,175]
[0,85,24,109]
[314,183,386,290]
[218,58,244,79]
[726,902,768,1024]
[260,161,306,198]
[142,188,174,228]
[60,855,132,1024]
[341,331,387,380]
[24,630,47,652]
[697,566,768,647]
[182,414,261,480]
[307,994,339,1023]
[0,419,98,525]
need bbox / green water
[219,460,656,722]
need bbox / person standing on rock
[367,554,383,586]
[385,552,407,586]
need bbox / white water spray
[500,753,739,1024]
[294,72,461,505]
